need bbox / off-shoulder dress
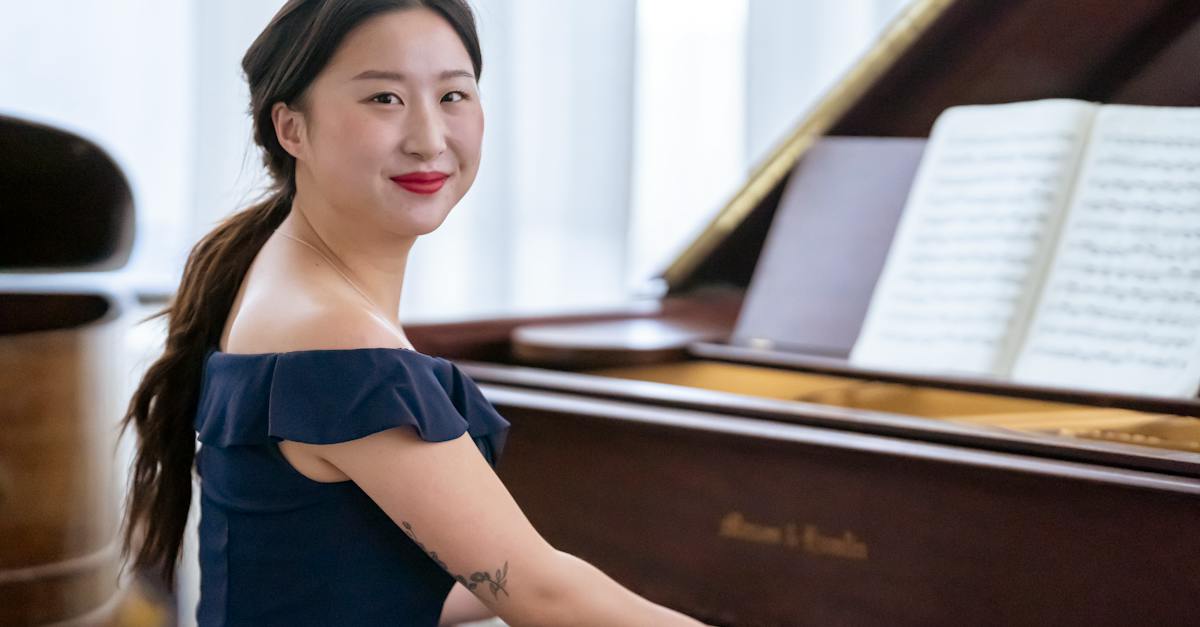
[192,346,511,626]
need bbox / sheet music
[850,100,1096,376]
[1012,105,1200,397]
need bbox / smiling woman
[270,7,484,247]
[117,1,709,626]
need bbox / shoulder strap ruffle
[195,348,510,467]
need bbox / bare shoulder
[221,240,405,354]
[274,304,406,352]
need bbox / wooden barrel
[0,114,135,625]
[0,291,126,625]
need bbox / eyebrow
[351,69,475,82]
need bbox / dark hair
[120,0,482,586]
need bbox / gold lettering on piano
[718,511,869,561]
[717,511,783,544]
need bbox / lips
[391,171,449,195]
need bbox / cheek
[315,112,391,173]
[451,111,485,173]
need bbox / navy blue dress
[193,347,511,626]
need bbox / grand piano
[410,1,1200,625]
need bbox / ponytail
[120,189,291,585]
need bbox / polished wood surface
[413,293,741,364]
[835,0,1200,135]
[0,294,124,625]
[417,298,1200,624]
[481,385,1200,626]
[513,318,728,369]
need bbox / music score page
[1011,105,1200,397]
[850,99,1096,376]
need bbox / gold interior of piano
[586,361,1200,454]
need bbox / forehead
[325,8,472,78]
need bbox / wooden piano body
[409,1,1200,625]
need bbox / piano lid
[661,0,1200,293]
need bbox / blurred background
[1,0,911,317]
[1,0,909,624]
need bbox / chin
[392,208,453,236]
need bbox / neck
[278,190,416,323]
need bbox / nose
[400,100,447,161]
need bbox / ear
[271,101,307,160]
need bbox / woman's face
[283,8,483,237]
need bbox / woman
[121,1,709,625]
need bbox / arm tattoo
[401,521,510,599]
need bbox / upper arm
[314,424,562,624]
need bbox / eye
[371,93,402,105]
[442,91,469,103]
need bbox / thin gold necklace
[275,229,404,337]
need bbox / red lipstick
[391,171,449,194]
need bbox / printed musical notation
[852,100,1200,397]
[1013,105,1200,395]
[851,100,1095,375]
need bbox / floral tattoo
[401,521,510,599]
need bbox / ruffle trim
[194,347,510,467]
